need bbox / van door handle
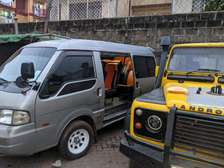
[96,88,103,97]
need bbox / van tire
[129,159,159,168]
[129,160,153,168]
[129,160,141,168]
[58,120,94,160]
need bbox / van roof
[25,39,154,57]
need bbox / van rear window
[134,56,155,78]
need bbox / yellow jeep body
[120,43,224,168]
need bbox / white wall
[172,0,193,14]
[60,0,69,20]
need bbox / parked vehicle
[0,33,69,65]
[0,39,156,159]
[120,37,224,168]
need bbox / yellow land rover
[120,37,224,168]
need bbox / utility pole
[14,17,19,34]
[128,0,131,16]
[44,0,54,33]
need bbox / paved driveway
[0,121,129,168]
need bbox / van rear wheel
[59,120,94,160]
[129,160,141,168]
[129,160,153,168]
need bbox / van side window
[40,55,95,98]
[134,56,155,78]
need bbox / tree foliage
[205,0,224,11]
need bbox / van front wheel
[59,120,94,160]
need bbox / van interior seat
[127,70,134,87]
[114,57,125,63]
[104,63,116,90]
[102,59,112,78]
[103,60,122,97]
[118,59,134,87]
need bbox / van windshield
[0,47,56,82]
[168,48,224,73]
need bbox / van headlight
[0,110,30,125]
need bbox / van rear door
[133,55,156,97]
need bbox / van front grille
[174,113,224,157]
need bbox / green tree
[205,0,224,11]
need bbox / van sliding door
[133,56,156,97]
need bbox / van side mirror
[21,62,35,81]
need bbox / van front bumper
[0,123,36,156]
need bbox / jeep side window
[134,56,155,78]
[40,55,95,98]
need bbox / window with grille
[50,0,59,21]
[69,0,102,20]
[192,0,206,12]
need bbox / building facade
[47,0,208,21]
[0,0,46,23]
[0,0,15,23]
[49,0,174,21]
[49,0,130,21]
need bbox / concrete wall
[0,12,224,54]
[117,0,130,17]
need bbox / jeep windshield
[0,47,56,83]
[168,47,224,74]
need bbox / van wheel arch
[58,115,97,145]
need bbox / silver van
[0,39,156,159]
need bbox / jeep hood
[164,83,224,116]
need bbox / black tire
[129,160,155,168]
[129,160,141,168]
[58,120,94,160]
